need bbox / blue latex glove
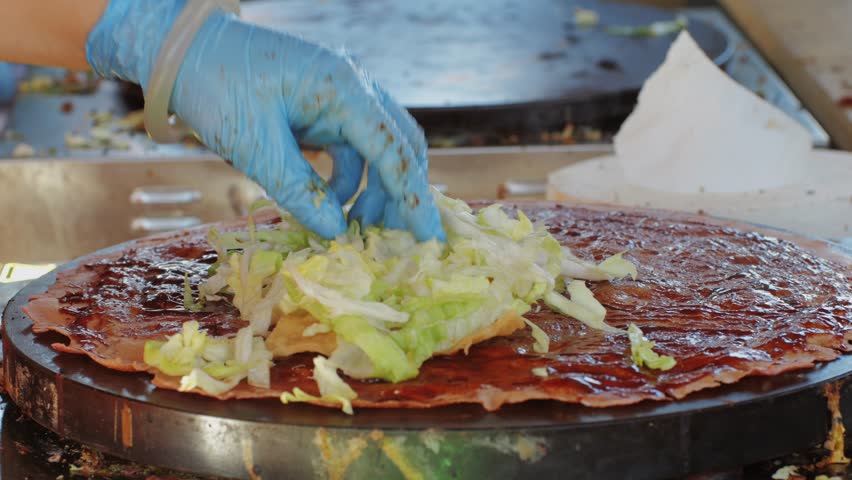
[86,0,445,242]
[0,62,18,105]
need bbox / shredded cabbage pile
[144,189,675,412]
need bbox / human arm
[0,0,445,241]
[0,0,108,69]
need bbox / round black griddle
[2,237,852,480]
[240,0,733,133]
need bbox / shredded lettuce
[280,387,354,415]
[144,321,273,392]
[628,324,676,371]
[596,252,638,280]
[312,356,357,403]
[183,274,204,312]
[328,341,375,379]
[287,267,409,324]
[180,368,240,395]
[770,466,799,480]
[605,15,688,37]
[227,250,285,334]
[303,323,331,337]
[561,249,637,281]
[573,7,599,27]
[544,281,621,333]
[143,320,208,377]
[144,189,666,405]
[280,356,356,415]
[523,319,550,353]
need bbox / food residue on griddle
[573,7,599,27]
[18,70,99,95]
[597,58,621,72]
[820,383,850,467]
[11,143,35,158]
[538,51,567,61]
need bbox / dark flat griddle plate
[241,0,731,111]
[3,237,852,480]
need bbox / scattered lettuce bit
[770,466,799,480]
[627,324,676,371]
[280,356,357,414]
[303,323,331,337]
[328,341,375,379]
[280,388,354,415]
[180,368,240,395]
[596,252,638,281]
[249,198,278,214]
[531,367,549,378]
[183,274,204,312]
[523,319,550,353]
[144,322,273,395]
[11,143,35,158]
[543,281,619,333]
[561,249,637,281]
[566,280,606,318]
[605,15,687,37]
[246,198,285,241]
[143,320,207,377]
[312,356,357,404]
[573,7,599,27]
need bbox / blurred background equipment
[0,0,829,156]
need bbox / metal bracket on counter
[129,185,205,233]
[497,179,547,199]
[129,186,202,206]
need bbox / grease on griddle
[61,244,243,347]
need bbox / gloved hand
[86,0,445,242]
[0,62,19,105]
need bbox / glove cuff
[86,0,238,143]
[86,0,188,87]
[144,0,240,143]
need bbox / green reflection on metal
[315,428,547,480]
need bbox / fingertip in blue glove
[86,0,445,242]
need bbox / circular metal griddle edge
[3,238,852,480]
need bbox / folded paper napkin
[613,30,812,194]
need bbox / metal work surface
[242,0,729,110]
[240,0,729,134]
[0,6,828,155]
[3,239,852,479]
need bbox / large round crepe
[23,203,852,411]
